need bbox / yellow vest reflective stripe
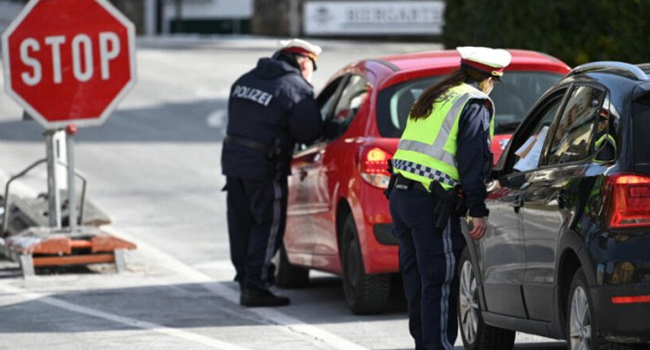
[393,83,494,190]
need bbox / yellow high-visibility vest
[392,83,494,190]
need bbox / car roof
[365,49,571,90]
[558,62,650,101]
[378,49,566,71]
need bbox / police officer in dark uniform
[222,39,324,307]
[387,47,511,350]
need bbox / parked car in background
[277,49,570,314]
[458,62,650,350]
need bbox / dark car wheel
[459,248,515,350]
[274,243,309,288]
[567,268,633,350]
[340,213,390,315]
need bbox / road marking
[0,283,253,350]
[0,170,368,350]
[104,227,369,350]
[0,288,44,308]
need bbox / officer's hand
[469,217,487,240]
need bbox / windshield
[376,72,565,138]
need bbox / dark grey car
[459,62,650,350]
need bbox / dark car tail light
[605,174,650,228]
[359,147,393,189]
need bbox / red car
[276,50,571,314]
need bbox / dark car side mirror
[498,171,527,189]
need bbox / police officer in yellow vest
[388,47,511,350]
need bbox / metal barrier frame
[2,159,87,234]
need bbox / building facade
[0,0,443,38]
[143,0,254,35]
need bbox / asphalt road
[0,36,564,350]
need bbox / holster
[268,137,287,181]
[267,137,283,160]
[383,159,396,199]
[453,189,468,217]
[274,153,290,182]
[430,181,467,230]
[430,181,453,231]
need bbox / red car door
[286,147,321,259]
[308,75,372,262]
[285,75,347,264]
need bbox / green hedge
[442,0,650,67]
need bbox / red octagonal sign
[2,0,136,129]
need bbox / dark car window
[377,72,565,138]
[546,86,605,165]
[491,72,565,134]
[633,96,650,172]
[325,75,370,140]
[317,76,346,122]
[294,76,346,152]
[508,94,564,172]
[376,76,438,137]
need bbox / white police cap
[278,39,322,58]
[457,46,512,77]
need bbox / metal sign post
[45,130,62,229]
[53,130,68,192]
[0,0,138,277]
[66,125,78,232]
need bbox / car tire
[458,247,515,350]
[567,268,633,350]
[274,243,309,289]
[340,213,391,315]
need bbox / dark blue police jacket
[221,57,323,180]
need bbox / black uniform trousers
[389,186,465,350]
[226,176,288,290]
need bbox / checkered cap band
[393,159,458,187]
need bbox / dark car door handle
[299,169,308,181]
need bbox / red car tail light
[611,295,650,304]
[359,147,392,189]
[605,174,650,228]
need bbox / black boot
[240,287,290,307]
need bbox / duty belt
[224,135,284,160]
[224,135,268,153]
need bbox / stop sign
[1,0,136,129]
